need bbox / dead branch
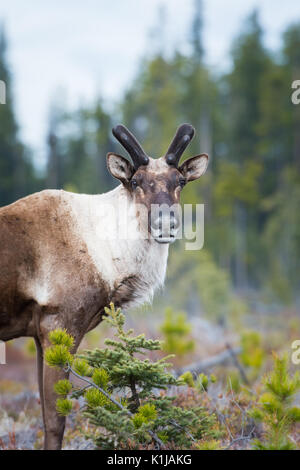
[175,346,241,378]
[225,342,249,385]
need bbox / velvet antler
[165,124,195,167]
[112,124,149,170]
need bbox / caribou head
[107,123,208,243]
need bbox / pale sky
[0,0,300,168]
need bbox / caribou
[0,123,208,449]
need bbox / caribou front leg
[39,320,84,450]
[34,338,45,425]
[42,363,69,450]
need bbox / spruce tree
[249,354,300,450]
[0,26,38,205]
[45,303,220,449]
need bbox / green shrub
[179,371,217,392]
[92,368,109,388]
[85,388,110,408]
[249,353,300,450]
[72,358,92,377]
[46,303,220,450]
[44,344,73,369]
[54,379,72,396]
[44,328,74,368]
[56,398,73,416]
[49,329,74,349]
[179,371,195,387]
[240,331,264,370]
[160,307,195,356]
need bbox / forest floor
[0,344,96,450]
[0,309,299,450]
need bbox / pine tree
[45,303,220,449]
[0,26,38,205]
[249,354,300,450]
[191,0,204,64]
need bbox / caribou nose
[151,208,180,243]
[151,210,179,230]
[169,212,180,230]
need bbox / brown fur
[0,190,111,449]
[0,190,110,341]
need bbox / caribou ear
[107,153,135,183]
[179,154,209,182]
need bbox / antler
[112,124,149,170]
[165,124,195,167]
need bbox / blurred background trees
[0,28,40,206]
[0,2,300,315]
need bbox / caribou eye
[131,179,138,190]
[179,178,186,188]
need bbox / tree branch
[175,347,241,377]
[65,364,165,449]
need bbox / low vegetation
[42,304,300,450]
[45,304,222,449]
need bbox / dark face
[107,153,209,244]
[128,165,184,243]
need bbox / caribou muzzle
[150,204,181,244]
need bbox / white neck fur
[68,185,169,308]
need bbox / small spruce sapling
[45,303,220,449]
[249,353,300,450]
